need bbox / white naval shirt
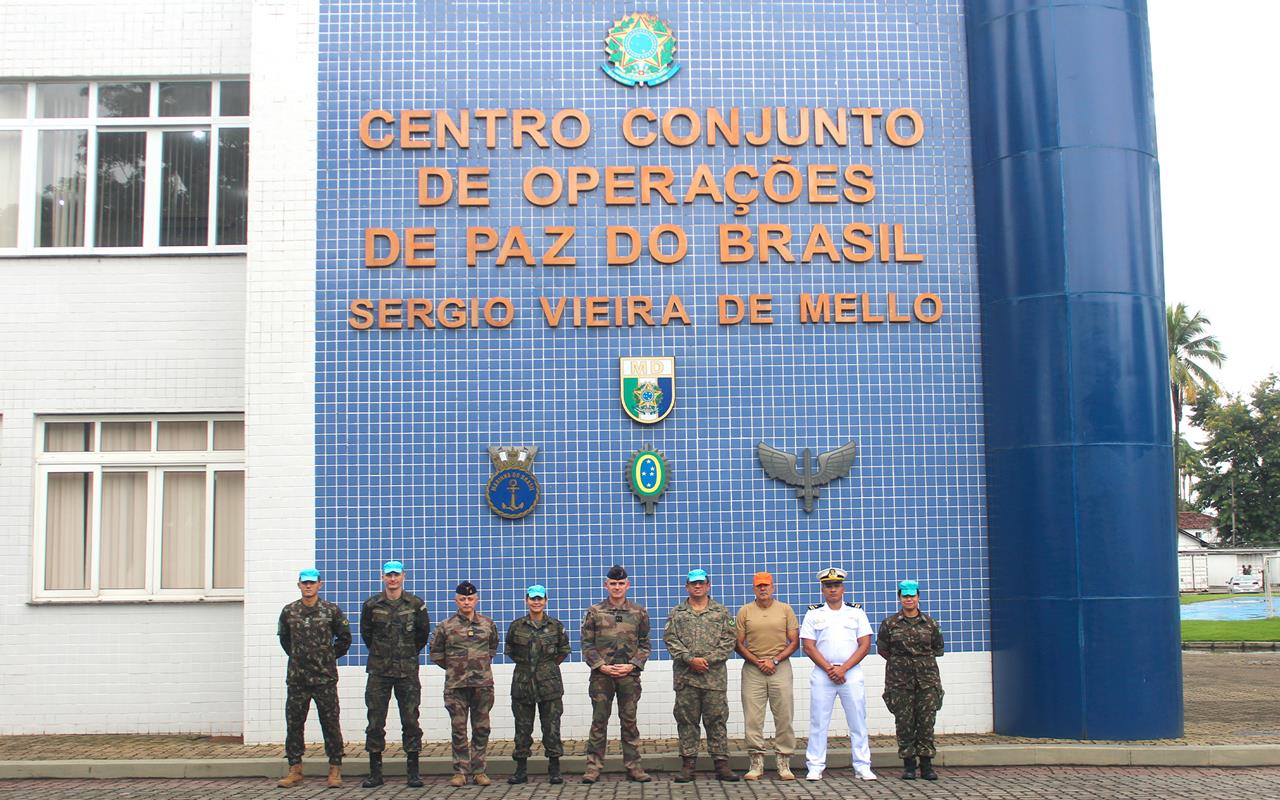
[799,602,873,665]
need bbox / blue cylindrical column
[965,0,1182,738]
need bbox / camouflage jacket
[663,598,737,690]
[360,592,431,677]
[505,614,571,702]
[876,611,944,683]
[429,612,499,688]
[581,598,651,672]
[278,598,352,685]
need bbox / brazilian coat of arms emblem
[602,13,681,87]
[620,357,675,424]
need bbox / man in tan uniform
[734,571,799,781]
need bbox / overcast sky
[1148,4,1280,398]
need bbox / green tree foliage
[1167,303,1225,504]
[1191,376,1280,546]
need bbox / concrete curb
[4,745,1280,779]
[1182,641,1280,651]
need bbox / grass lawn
[1182,618,1280,641]
[1180,593,1238,604]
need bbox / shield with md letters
[620,357,675,424]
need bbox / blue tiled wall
[316,0,987,663]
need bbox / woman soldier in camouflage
[876,580,944,781]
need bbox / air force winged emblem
[756,440,858,513]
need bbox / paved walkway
[1,653,1278,778]
[2,768,1279,799]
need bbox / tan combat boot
[775,754,796,781]
[581,764,602,784]
[326,765,342,788]
[473,773,492,786]
[744,754,765,781]
[448,773,467,787]
[277,764,305,788]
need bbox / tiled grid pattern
[316,1,987,663]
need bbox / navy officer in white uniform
[799,567,876,781]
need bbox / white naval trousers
[805,664,870,772]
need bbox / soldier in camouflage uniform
[429,581,499,787]
[504,584,571,785]
[876,580,945,781]
[277,568,352,788]
[360,560,431,788]
[580,565,652,784]
[662,569,739,783]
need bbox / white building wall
[0,0,251,735]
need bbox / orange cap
[752,572,773,586]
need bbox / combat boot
[277,764,305,788]
[548,756,563,784]
[900,756,917,780]
[507,757,528,784]
[361,754,383,788]
[625,765,652,782]
[473,773,492,786]
[326,765,343,789]
[405,752,423,787]
[581,763,601,784]
[775,754,795,781]
[449,773,467,787]
[674,756,697,783]
[714,758,739,782]
[744,754,765,781]
[920,756,938,781]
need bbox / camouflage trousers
[285,681,343,765]
[883,683,944,758]
[511,697,564,759]
[587,671,643,769]
[673,685,730,758]
[444,686,495,775]
[364,672,423,754]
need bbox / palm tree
[1167,303,1225,500]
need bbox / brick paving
[1,653,1277,762]
[0,768,1277,799]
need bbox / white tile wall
[0,0,252,735]
[0,0,250,77]
[0,258,248,734]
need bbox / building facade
[1,0,1178,743]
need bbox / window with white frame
[0,79,249,254]
[34,415,245,601]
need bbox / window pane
[45,472,93,590]
[45,422,94,452]
[36,129,87,247]
[0,131,18,247]
[160,131,210,246]
[0,84,24,118]
[36,83,88,118]
[157,420,207,450]
[213,471,244,589]
[101,421,151,451]
[219,81,249,116]
[95,131,146,247]
[212,420,245,450]
[101,471,147,589]
[216,128,248,245]
[98,82,150,118]
[159,82,211,117]
[161,471,206,589]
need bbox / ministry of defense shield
[620,356,675,424]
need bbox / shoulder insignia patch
[847,602,862,608]
[808,603,824,609]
